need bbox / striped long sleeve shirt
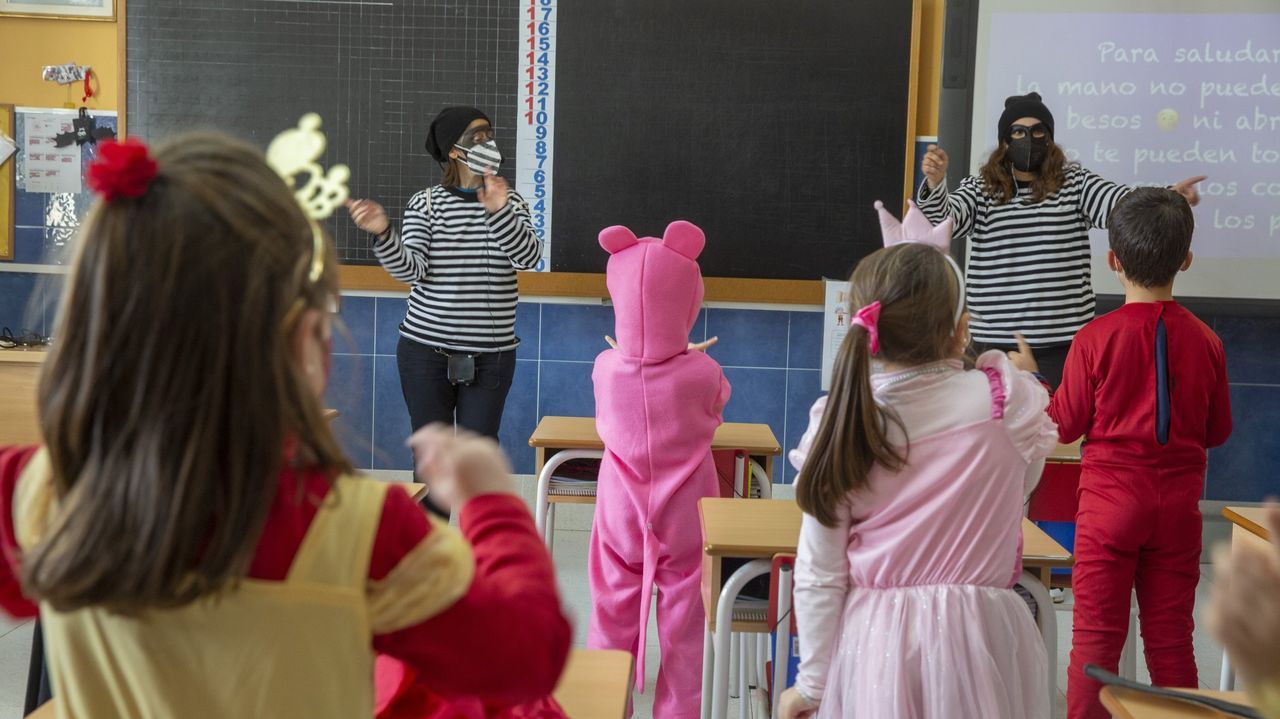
[916,165,1131,347]
[374,185,542,353]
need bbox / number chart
[516,0,557,272]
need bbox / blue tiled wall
[326,297,824,483]
[2,270,1278,494]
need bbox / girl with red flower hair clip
[0,133,570,718]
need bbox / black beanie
[425,106,490,162]
[997,92,1054,141]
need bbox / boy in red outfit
[1010,187,1233,719]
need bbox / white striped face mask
[454,140,502,176]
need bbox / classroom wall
[0,15,120,110]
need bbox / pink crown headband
[873,200,965,323]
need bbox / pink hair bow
[851,301,882,355]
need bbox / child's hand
[777,687,818,719]
[1207,504,1280,685]
[604,335,618,350]
[345,198,389,236]
[688,336,719,352]
[1170,174,1207,207]
[407,424,515,507]
[1007,332,1039,374]
[478,174,510,214]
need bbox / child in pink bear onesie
[588,220,731,718]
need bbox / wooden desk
[529,415,782,493]
[0,349,46,446]
[528,417,782,547]
[697,497,1073,718]
[553,649,634,719]
[26,649,634,719]
[697,498,1073,631]
[1100,686,1253,718]
[1048,438,1083,464]
[1219,506,1274,691]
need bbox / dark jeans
[974,340,1071,388]
[396,336,516,517]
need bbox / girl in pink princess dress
[778,202,1059,719]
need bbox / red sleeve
[0,446,41,618]
[1206,342,1233,449]
[372,493,570,704]
[367,485,431,582]
[1047,338,1094,444]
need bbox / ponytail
[796,323,906,528]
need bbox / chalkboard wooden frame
[120,0,921,304]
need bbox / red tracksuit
[1048,301,1232,719]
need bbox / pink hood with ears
[600,221,706,363]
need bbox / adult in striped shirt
[917,92,1203,385]
[347,107,542,518]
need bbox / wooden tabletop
[1223,506,1273,541]
[553,649,634,719]
[0,348,48,365]
[1047,438,1082,463]
[698,497,1072,568]
[529,416,781,455]
[1099,686,1253,718]
[25,649,635,719]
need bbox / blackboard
[127,0,917,282]
[127,0,520,266]
[553,0,916,280]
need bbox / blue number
[539,37,550,51]
[534,169,546,183]
[541,8,552,22]
[539,0,551,6]
[536,156,547,169]
[537,66,549,81]
[538,22,550,36]
[535,141,547,155]
[534,216,546,229]
[535,125,548,139]
[534,199,546,211]
[535,185,546,198]
[537,81,550,96]
[536,111,548,124]
[537,52,549,64]
[536,258,547,271]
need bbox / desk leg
[1220,652,1235,691]
[1018,570,1057,713]
[772,564,793,717]
[702,628,714,719]
[712,559,772,719]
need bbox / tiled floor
[0,484,1230,719]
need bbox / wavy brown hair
[978,141,1078,206]
[26,133,353,613]
[797,244,962,527]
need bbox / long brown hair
[796,243,961,527]
[978,141,1078,205]
[26,133,353,613]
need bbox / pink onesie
[587,221,731,719]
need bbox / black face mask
[1007,135,1049,172]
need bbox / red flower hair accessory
[87,137,158,201]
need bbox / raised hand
[1006,332,1040,374]
[345,198,390,235]
[922,144,949,189]
[1170,175,1207,207]
[477,174,511,214]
